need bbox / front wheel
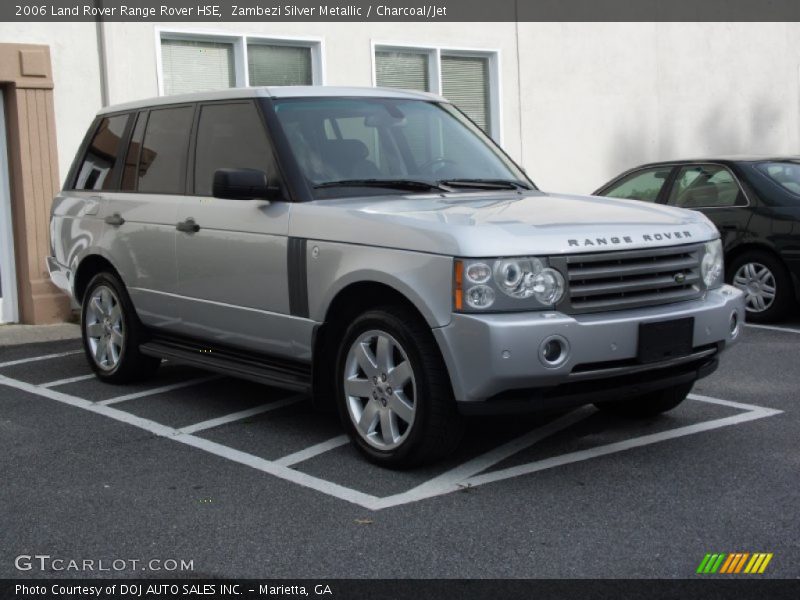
[81,272,161,383]
[335,306,464,468]
[594,382,693,418]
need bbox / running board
[139,338,312,393]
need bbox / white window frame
[370,41,502,143]
[155,28,325,95]
[0,90,19,323]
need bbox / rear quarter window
[74,114,130,191]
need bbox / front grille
[555,243,704,314]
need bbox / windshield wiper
[439,178,532,190]
[314,179,449,192]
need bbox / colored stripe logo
[696,552,773,574]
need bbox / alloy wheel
[733,262,776,313]
[85,285,125,371]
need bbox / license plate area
[637,317,694,364]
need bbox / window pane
[161,38,235,95]
[441,55,490,133]
[668,165,745,208]
[248,44,312,86]
[194,102,276,196]
[138,106,194,195]
[75,114,129,191]
[603,168,671,202]
[120,112,146,191]
[375,51,430,92]
[756,161,800,196]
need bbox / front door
[0,89,18,323]
[173,100,311,360]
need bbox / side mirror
[212,168,276,200]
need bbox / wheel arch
[73,253,123,305]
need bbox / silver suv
[48,86,745,467]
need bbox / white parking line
[0,350,82,368]
[744,323,800,335]
[40,374,96,388]
[0,367,784,512]
[97,375,222,406]
[273,435,350,467]
[177,394,306,434]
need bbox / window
[74,114,129,191]
[158,31,322,95]
[194,102,277,196]
[120,112,146,191]
[602,168,672,202]
[248,43,312,86]
[137,106,194,195]
[272,97,527,198]
[375,50,430,92]
[373,45,499,138]
[667,165,746,208]
[755,161,800,196]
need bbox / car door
[663,163,752,251]
[173,100,312,360]
[102,105,194,329]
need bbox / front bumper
[433,285,745,411]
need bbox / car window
[667,165,746,208]
[193,101,278,196]
[137,106,194,195]
[120,112,147,192]
[74,114,130,191]
[755,161,800,196]
[272,98,528,197]
[602,168,671,202]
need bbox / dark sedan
[595,157,800,322]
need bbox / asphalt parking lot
[1,322,798,579]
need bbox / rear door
[103,104,195,328]
[173,100,311,359]
[663,163,752,251]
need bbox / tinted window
[74,114,129,191]
[193,102,276,196]
[755,161,800,196]
[120,112,146,191]
[667,165,746,208]
[602,168,671,202]
[138,106,194,194]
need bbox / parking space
[0,323,798,578]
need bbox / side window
[120,112,147,192]
[667,165,746,208]
[602,168,672,202]
[74,114,129,191]
[193,102,277,196]
[138,106,194,195]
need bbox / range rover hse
[48,87,745,467]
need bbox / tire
[728,250,794,323]
[80,271,160,383]
[335,305,464,468]
[594,382,693,418]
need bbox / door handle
[176,217,200,233]
[104,213,125,227]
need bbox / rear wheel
[81,272,160,383]
[728,250,793,323]
[335,306,464,468]
[594,382,693,418]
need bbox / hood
[289,190,719,257]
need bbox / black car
[595,157,800,322]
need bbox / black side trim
[288,237,309,318]
[140,334,311,394]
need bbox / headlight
[701,239,724,288]
[455,257,566,312]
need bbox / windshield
[271,97,531,198]
[755,161,800,196]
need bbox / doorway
[0,87,19,323]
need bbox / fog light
[539,335,570,368]
[730,310,740,339]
